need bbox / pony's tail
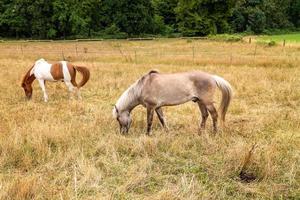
[74,66,90,87]
[212,75,233,123]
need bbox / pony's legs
[155,107,168,131]
[37,79,48,102]
[76,88,82,100]
[197,102,209,130]
[70,79,82,100]
[207,104,218,133]
[146,107,155,135]
[65,81,75,99]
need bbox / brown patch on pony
[50,62,89,88]
[50,63,64,80]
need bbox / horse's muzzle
[26,95,32,100]
[120,126,129,134]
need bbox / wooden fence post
[62,50,65,60]
[192,46,195,63]
[253,44,258,64]
[20,45,23,55]
[75,43,78,56]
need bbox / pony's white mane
[112,79,143,118]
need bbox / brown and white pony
[21,58,90,102]
[113,70,233,135]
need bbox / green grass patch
[208,34,243,42]
[257,33,300,43]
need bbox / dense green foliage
[0,0,299,38]
[175,0,235,36]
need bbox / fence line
[0,48,294,59]
[0,37,206,43]
[0,37,295,47]
[0,45,296,57]
[0,38,298,65]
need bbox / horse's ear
[115,105,119,114]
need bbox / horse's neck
[27,74,36,84]
[118,84,142,113]
[22,66,36,86]
[127,97,140,113]
[121,93,140,113]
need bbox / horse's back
[33,59,55,81]
[32,59,75,82]
[147,71,214,87]
[141,71,216,106]
[141,71,198,106]
[187,71,216,88]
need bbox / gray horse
[113,70,232,135]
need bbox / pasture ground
[0,39,299,199]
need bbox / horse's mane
[21,65,35,87]
[21,59,47,86]
[112,70,159,118]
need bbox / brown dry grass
[0,39,299,199]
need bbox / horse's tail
[74,66,90,88]
[212,75,233,123]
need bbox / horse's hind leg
[71,79,82,100]
[37,79,48,102]
[146,107,155,135]
[65,81,75,99]
[155,107,168,131]
[197,102,208,130]
[207,103,218,133]
[76,88,82,100]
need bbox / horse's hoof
[198,129,206,136]
[146,132,152,136]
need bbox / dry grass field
[0,39,299,200]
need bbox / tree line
[0,0,299,39]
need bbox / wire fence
[0,38,298,65]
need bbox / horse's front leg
[71,79,82,100]
[37,79,48,102]
[65,81,75,99]
[146,107,155,135]
[155,107,169,131]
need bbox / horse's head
[21,65,36,100]
[21,82,33,100]
[113,106,132,134]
